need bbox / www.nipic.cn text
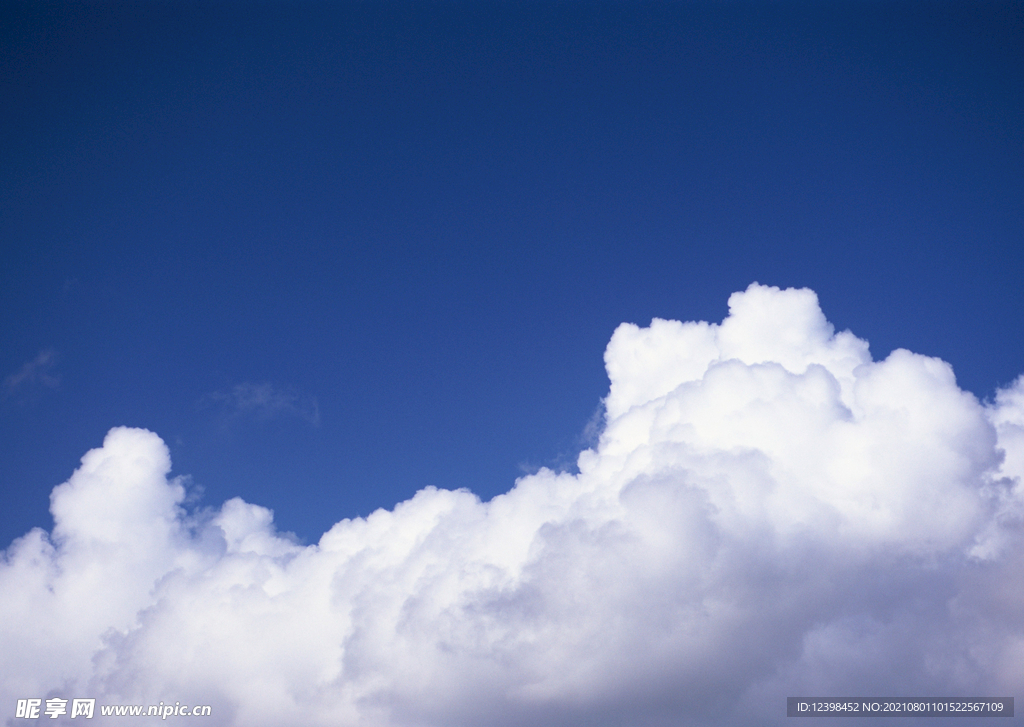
[15,698,212,719]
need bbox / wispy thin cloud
[205,382,320,426]
[3,349,60,399]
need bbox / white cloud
[3,284,1023,726]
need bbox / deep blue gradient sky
[2,1,1022,549]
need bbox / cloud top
[3,284,1023,726]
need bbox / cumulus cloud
[3,284,1024,726]
[3,349,60,399]
[205,382,320,426]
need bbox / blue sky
[3,3,1024,725]
[4,1,1021,550]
